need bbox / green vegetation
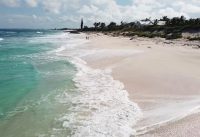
[80,16,200,40]
[188,37,200,41]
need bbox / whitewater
[0,30,141,137]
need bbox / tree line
[81,16,200,40]
[82,16,200,31]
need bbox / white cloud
[0,14,58,28]
[32,14,37,19]
[59,16,79,23]
[42,0,62,14]
[61,0,200,27]
[40,0,80,14]
[78,5,98,14]
[0,0,20,7]
[176,2,200,14]
[1,0,200,28]
[65,0,200,26]
[25,0,38,7]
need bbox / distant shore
[80,33,200,136]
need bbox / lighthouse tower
[81,18,83,30]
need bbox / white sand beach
[81,33,200,136]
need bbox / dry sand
[81,33,200,137]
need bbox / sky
[0,0,200,29]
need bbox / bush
[165,33,182,40]
[188,37,200,41]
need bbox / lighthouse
[81,18,83,30]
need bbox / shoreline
[81,33,200,136]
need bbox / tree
[153,19,158,25]
[141,17,154,25]
[120,21,127,26]
[100,22,106,29]
[161,16,169,21]
[120,21,129,29]
[94,22,100,29]
[180,16,186,21]
[107,22,117,30]
[128,22,137,28]
[160,16,170,25]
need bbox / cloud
[78,5,98,14]
[42,0,62,14]
[78,0,123,23]
[32,14,37,19]
[0,0,20,7]
[25,0,38,7]
[0,0,200,28]
[40,0,80,14]
[78,0,200,24]
[173,1,200,14]
[30,0,200,26]
[59,16,79,23]
[0,13,57,28]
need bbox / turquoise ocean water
[0,29,141,137]
[0,29,77,136]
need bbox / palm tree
[160,16,170,25]
[141,17,154,25]
[153,19,158,25]
[94,22,100,29]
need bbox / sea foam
[58,57,142,137]
[36,32,142,136]
[36,31,43,34]
[0,38,4,41]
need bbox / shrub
[188,37,200,41]
[165,33,182,40]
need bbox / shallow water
[0,29,77,136]
[0,29,141,137]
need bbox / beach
[81,33,200,136]
[0,30,200,137]
[1,0,200,136]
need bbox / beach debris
[164,41,174,44]
[130,36,138,40]
[69,30,80,34]
[183,44,189,46]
